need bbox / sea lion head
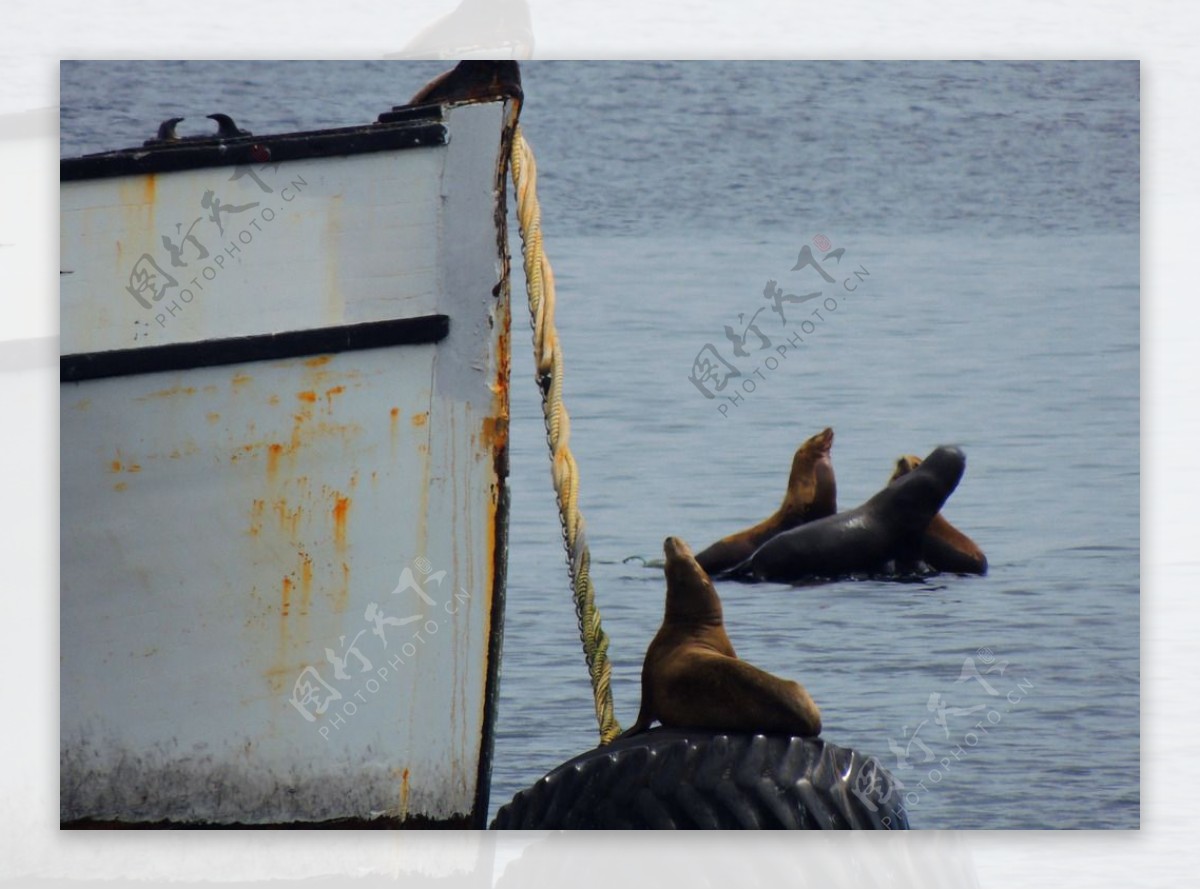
[663,536,724,626]
[782,427,836,518]
[888,453,923,482]
[884,445,965,530]
[889,450,987,575]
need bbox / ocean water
[59,60,1140,831]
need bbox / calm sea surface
[61,60,1140,830]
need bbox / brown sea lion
[694,427,837,576]
[889,454,988,575]
[617,537,822,740]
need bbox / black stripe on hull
[60,314,450,383]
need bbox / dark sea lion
[617,537,822,740]
[694,427,837,576]
[742,445,967,583]
[889,454,987,575]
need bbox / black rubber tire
[490,728,907,829]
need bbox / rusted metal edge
[469,91,521,831]
[474,484,509,828]
[60,314,449,383]
[404,61,523,111]
[61,117,446,182]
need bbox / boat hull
[60,97,515,827]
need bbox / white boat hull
[60,95,516,826]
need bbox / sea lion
[694,427,837,576]
[207,113,251,138]
[889,454,987,575]
[617,536,822,740]
[741,445,967,583]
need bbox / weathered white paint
[60,100,513,824]
[60,128,446,353]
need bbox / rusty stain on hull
[480,416,508,452]
[266,443,284,479]
[137,384,197,401]
[299,552,313,616]
[248,499,265,536]
[400,767,411,821]
[234,357,376,693]
[274,499,303,538]
[338,562,351,613]
[110,451,142,475]
[331,495,351,550]
[324,386,345,409]
[390,407,401,456]
[79,253,465,756]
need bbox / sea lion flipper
[613,714,649,743]
[719,556,757,582]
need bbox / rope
[509,125,621,745]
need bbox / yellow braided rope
[509,125,621,745]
